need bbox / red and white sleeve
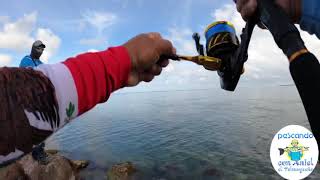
[34,46,131,130]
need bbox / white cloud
[80,38,106,46]
[300,31,320,59]
[36,28,61,63]
[82,11,117,34]
[166,27,197,55]
[163,61,175,73]
[0,54,12,67]
[160,7,221,87]
[164,26,214,84]
[0,12,36,51]
[87,49,99,52]
[79,10,117,46]
[0,12,61,63]
[211,4,245,34]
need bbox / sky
[0,0,320,91]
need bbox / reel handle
[192,33,205,56]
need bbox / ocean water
[46,86,320,179]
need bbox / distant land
[280,84,295,86]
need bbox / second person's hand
[235,0,301,23]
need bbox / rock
[0,162,29,180]
[0,152,89,180]
[106,162,137,180]
[45,149,59,155]
[71,160,89,170]
[18,153,77,180]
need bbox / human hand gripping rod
[253,0,320,157]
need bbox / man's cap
[33,40,46,48]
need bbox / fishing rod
[254,0,320,158]
[166,0,320,156]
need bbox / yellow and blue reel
[204,21,239,58]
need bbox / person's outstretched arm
[0,33,174,164]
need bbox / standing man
[19,40,46,68]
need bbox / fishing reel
[169,0,308,92]
[192,21,249,91]
[162,21,250,91]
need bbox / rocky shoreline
[0,150,139,180]
[0,150,89,180]
[1,150,225,179]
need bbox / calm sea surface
[46,86,320,179]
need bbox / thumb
[157,39,175,56]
